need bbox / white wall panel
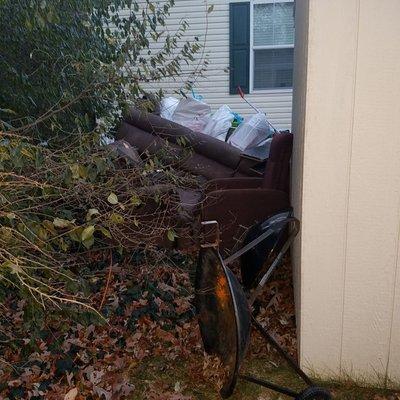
[292,0,400,384]
[340,0,400,381]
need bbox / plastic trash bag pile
[228,113,276,159]
[159,92,278,160]
[161,96,234,141]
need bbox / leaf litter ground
[1,253,399,400]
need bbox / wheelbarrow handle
[223,217,299,266]
[248,218,300,306]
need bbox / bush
[0,0,202,142]
[0,130,199,314]
[0,0,204,311]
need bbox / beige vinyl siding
[132,0,293,131]
[292,0,400,384]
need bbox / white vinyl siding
[132,0,293,131]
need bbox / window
[229,1,294,95]
[251,0,295,91]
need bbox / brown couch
[117,108,264,180]
[177,133,293,253]
[203,133,292,252]
[117,109,293,253]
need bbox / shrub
[0,0,202,141]
[0,0,204,311]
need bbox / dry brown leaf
[64,387,78,400]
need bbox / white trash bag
[202,105,234,141]
[159,96,180,121]
[172,97,211,132]
[228,113,275,151]
[243,137,274,159]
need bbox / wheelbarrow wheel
[295,387,332,400]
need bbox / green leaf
[109,213,124,224]
[42,220,57,234]
[2,260,23,274]
[107,192,119,205]
[1,260,13,270]
[37,226,49,241]
[167,229,177,242]
[70,164,80,180]
[130,194,142,207]
[5,212,16,220]
[78,164,88,179]
[82,236,94,249]
[81,225,95,241]
[53,217,75,228]
[69,227,83,242]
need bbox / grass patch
[129,354,400,399]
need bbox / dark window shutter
[229,2,250,95]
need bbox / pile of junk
[115,92,333,400]
[116,90,293,254]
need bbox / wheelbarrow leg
[252,316,314,386]
[239,374,299,398]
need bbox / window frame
[249,0,295,93]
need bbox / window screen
[254,48,293,89]
[253,1,294,90]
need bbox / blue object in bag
[191,89,204,101]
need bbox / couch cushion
[118,122,238,180]
[124,108,242,170]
